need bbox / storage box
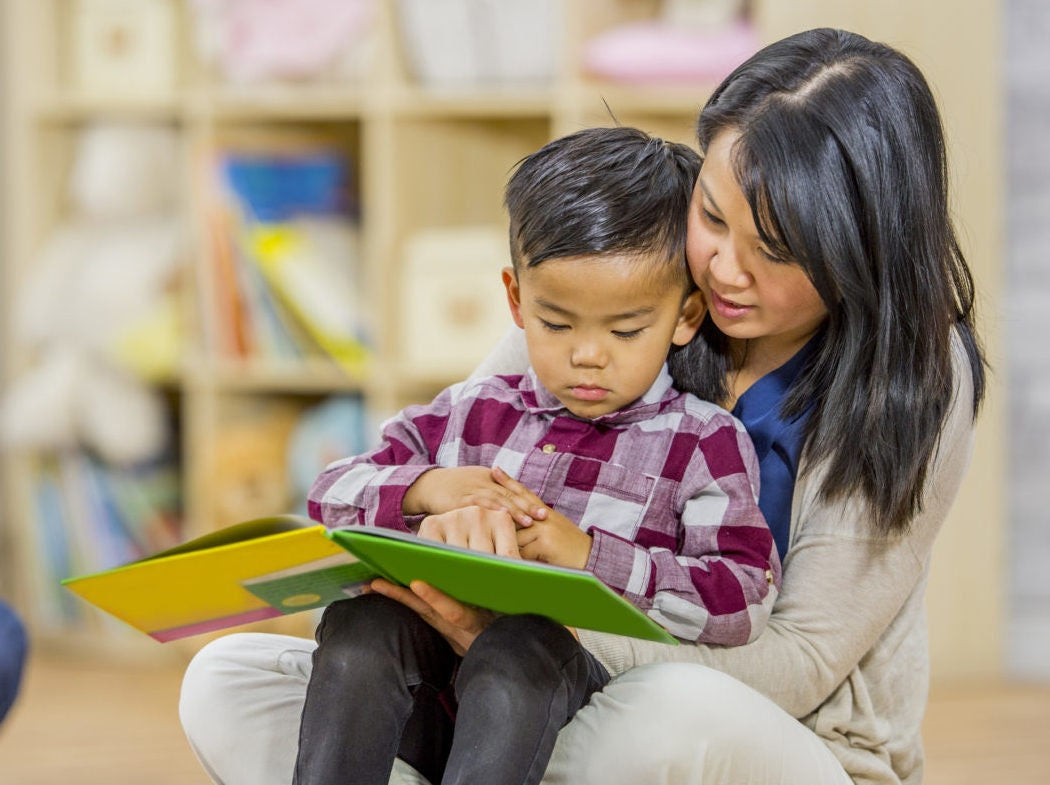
[396,0,560,86]
[70,0,177,94]
[399,226,511,378]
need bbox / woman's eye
[758,245,789,264]
[701,207,725,227]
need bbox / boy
[296,127,780,785]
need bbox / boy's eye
[539,319,569,332]
[612,328,643,339]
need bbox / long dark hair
[690,28,986,534]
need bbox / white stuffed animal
[1,123,184,465]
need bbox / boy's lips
[572,385,609,401]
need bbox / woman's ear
[671,289,706,346]
[502,267,525,328]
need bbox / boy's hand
[516,508,593,570]
[491,466,593,570]
[418,506,521,558]
[403,466,545,526]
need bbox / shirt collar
[520,365,678,425]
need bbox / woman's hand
[402,466,546,526]
[368,578,496,656]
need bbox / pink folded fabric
[582,20,758,84]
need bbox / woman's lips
[709,289,752,319]
[572,386,609,401]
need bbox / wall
[1006,0,1050,680]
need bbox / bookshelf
[0,0,744,654]
[1,0,1004,683]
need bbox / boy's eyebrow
[534,296,655,321]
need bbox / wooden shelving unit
[1,0,1005,685]
[0,0,737,652]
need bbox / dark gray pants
[293,594,609,785]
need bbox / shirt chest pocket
[551,455,656,541]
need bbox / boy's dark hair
[504,126,700,291]
[691,27,987,535]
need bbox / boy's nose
[571,341,607,368]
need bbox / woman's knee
[546,663,795,783]
[180,632,314,726]
[599,662,764,737]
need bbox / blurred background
[0,0,1046,783]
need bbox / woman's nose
[708,241,750,288]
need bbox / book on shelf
[201,144,370,373]
[29,452,183,630]
[62,515,679,646]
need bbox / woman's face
[686,130,828,364]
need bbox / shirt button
[541,443,557,454]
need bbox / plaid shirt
[309,367,781,644]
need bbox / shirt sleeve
[586,414,781,646]
[307,384,461,531]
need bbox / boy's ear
[502,267,525,328]
[671,289,706,347]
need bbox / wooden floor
[1,647,1049,784]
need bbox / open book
[62,515,678,645]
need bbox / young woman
[179,28,985,785]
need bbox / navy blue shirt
[731,339,817,561]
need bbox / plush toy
[207,400,301,528]
[1,123,184,466]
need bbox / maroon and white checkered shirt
[308,367,781,644]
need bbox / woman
[179,28,985,785]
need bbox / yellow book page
[63,521,344,640]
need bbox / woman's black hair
[690,28,987,534]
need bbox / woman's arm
[467,326,529,380]
[578,339,978,718]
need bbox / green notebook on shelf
[63,515,678,646]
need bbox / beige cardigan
[474,328,978,785]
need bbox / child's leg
[442,614,610,785]
[293,594,457,785]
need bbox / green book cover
[329,527,678,646]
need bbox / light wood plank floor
[1,648,1049,784]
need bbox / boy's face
[503,254,704,419]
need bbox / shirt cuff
[371,464,439,529]
[585,528,649,601]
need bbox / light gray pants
[179,632,853,785]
